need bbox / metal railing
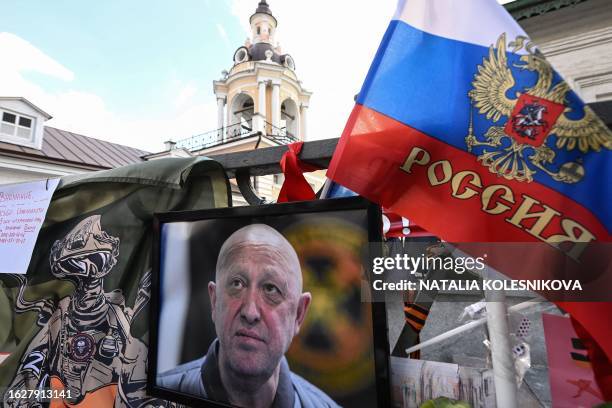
[175,121,299,152]
[264,121,299,145]
[175,122,255,151]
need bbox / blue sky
[1,1,265,151]
[1,0,515,152]
[4,1,240,117]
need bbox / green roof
[504,0,588,20]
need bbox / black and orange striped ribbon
[403,302,430,359]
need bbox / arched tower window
[281,98,298,139]
[229,94,255,137]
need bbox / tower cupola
[231,1,295,70]
[250,0,277,45]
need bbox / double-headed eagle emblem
[465,33,612,184]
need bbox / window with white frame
[1,110,34,140]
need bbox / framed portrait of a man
[148,197,390,407]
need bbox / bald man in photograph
[157,224,339,408]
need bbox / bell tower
[213,0,312,141]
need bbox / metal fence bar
[207,137,338,178]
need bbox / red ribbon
[278,142,321,203]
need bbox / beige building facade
[508,0,612,122]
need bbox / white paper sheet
[0,178,60,274]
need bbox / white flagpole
[404,299,539,355]
[484,267,518,408]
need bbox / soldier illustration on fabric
[4,215,170,407]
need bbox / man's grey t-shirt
[157,339,340,408]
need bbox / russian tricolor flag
[327,0,612,397]
[329,0,611,244]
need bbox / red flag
[542,314,606,404]
[567,305,612,399]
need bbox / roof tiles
[0,126,148,169]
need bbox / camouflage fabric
[0,157,230,407]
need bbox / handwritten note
[0,179,60,274]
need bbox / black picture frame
[147,197,390,408]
